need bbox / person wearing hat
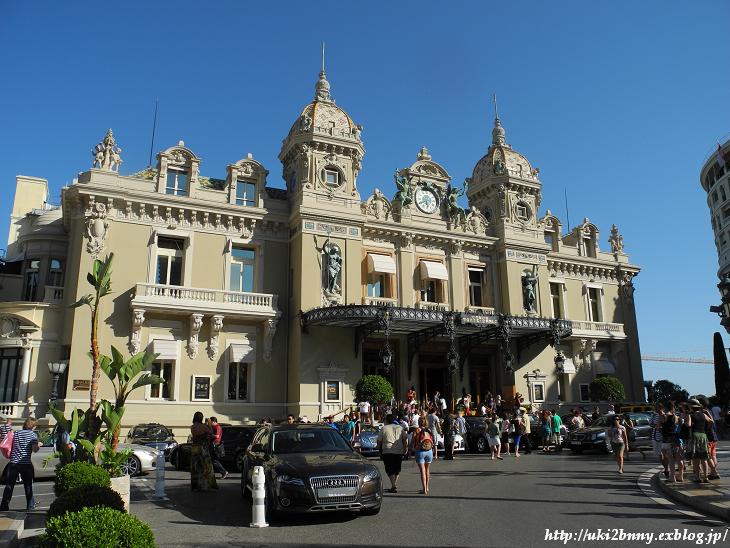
[685,398,713,483]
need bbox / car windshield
[131,425,172,440]
[271,429,352,454]
[591,416,612,427]
[359,426,380,434]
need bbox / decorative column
[188,314,203,359]
[208,315,224,360]
[17,336,33,402]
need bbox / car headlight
[363,468,380,482]
[276,475,305,486]
[593,432,605,440]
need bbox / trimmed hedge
[47,485,124,521]
[44,506,156,548]
[53,461,110,496]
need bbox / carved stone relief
[129,309,145,354]
[85,199,110,259]
[188,314,203,359]
[208,315,224,360]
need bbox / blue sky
[1,2,728,396]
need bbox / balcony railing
[132,283,279,318]
[416,301,450,312]
[569,320,625,338]
[0,403,19,418]
[362,296,398,306]
[465,305,496,315]
[43,285,64,304]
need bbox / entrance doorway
[419,353,448,406]
[468,353,494,405]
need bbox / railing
[465,305,496,315]
[362,296,398,306]
[416,301,450,312]
[569,320,625,336]
[0,403,19,418]
[135,283,278,311]
[43,285,64,304]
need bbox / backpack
[417,429,433,451]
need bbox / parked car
[436,432,466,452]
[170,424,257,472]
[0,437,159,478]
[126,423,178,459]
[567,412,652,454]
[466,415,540,452]
[240,424,382,517]
[353,424,381,455]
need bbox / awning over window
[151,339,178,361]
[420,260,448,281]
[594,359,616,375]
[561,358,576,374]
[367,254,396,275]
[229,343,255,363]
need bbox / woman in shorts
[412,417,434,495]
[608,414,628,474]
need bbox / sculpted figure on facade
[84,200,110,259]
[188,313,203,359]
[608,224,624,253]
[364,188,391,220]
[322,240,343,296]
[522,270,538,313]
[393,170,412,209]
[208,315,224,360]
[464,205,488,235]
[92,128,123,172]
[129,309,145,354]
[445,183,464,226]
[263,318,278,362]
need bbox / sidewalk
[656,442,730,522]
[0,511,24,547]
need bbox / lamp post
[381,341,393,373]
[554,352,565,402]
[710,275,730,334]
[48,361,68,402]
[643,379,654,403]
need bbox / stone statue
[393,170,412,208]
[494,158,505,175]
[323,240,343,294]
[92,128,123,172]
[522,270,538,312]
[446,183,464,225]
[608,224,624,253]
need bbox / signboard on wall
[326,381,340,401]
[72,380,91,391]
[192,375,211,401]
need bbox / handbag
[0,430,14,459]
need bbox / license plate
[319,487,357,498]
[570,441,581,446]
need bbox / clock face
[415,187,439,214]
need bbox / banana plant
[99,346,163,450]
[70,253,114,420]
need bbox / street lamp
[381,341,393,373]
[48,361,68,401]
[710,275,730,333]
[504,354,514,375]
[447,347,459,375]
[554,352,565,402]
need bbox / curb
[654,472,730,523]
[0,512,25,548]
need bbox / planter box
[110,474,130,512]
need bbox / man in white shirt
[358,400,371,425]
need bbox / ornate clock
[414,186,439,214]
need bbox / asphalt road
[129,448,729,548]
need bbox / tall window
[230,248,255,293]
[421,280,437,303]
[48,259,64,287]
[23,259,40,301]
[550,283,563,318]
[156,237,184,286]
[367,274,385,298]
[468,268,483,307]
[582,237,596,257]
[587,287,602,322]
[236,180,256,207]
[150,361,173,399]
[166,168,189,196]
[0,348,22,402]
[228,362,249,401]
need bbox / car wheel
[122,455,141,477]
[235,451,245,473]
[361,505,381,516]
[476,436,488,453]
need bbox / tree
[70,253,114,417]
[589,376,626,402]
[355,375,393,405]
[713,332,730,407]
[650,379,689,405]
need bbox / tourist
[512,412,524,457]
[442,412,454,460]
[358,399,371,425]
[650,403,666,474]
[412,417,434,495]
[286,414,295,424]
[661,401,683,483]
[550,410,563,451]
[540,410,552,452]
[0,417,39,511]
[0,414,12,441]
[340,414,355,443]
[608,414,628,474]
[500,412,512,456]
[427,407,441,460]
[521,410,533,454]
[454,411,468,452]
[570,409,585,430]
[685,398,712,483]
[208,417,228,480]
[190,412,217,491]
[377,414,409,493]
[592,406,601,422]
[406,386,416,405]
[485,418,502,460]
[710,401,722,439]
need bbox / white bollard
[249,465,269,528]
[154,450,166,498]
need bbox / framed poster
[533,382,545,402]
[326,381,340,401]
[192,375,212,402]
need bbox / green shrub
[54,461,110,496]
[44,506,156,548]
[47,485,124,521]
[355,375,394,405]
[589,376,626,402]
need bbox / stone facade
[0,68,644,437]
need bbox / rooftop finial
[491,93,506,146]
[315,43,332,102]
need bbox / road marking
[636,466,725,525]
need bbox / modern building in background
[0,67,644,435]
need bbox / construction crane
[641,355,713,365]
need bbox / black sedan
[170,425,257,472]
[126,423,178,459]
[241,424,382,518]
[567,413,652,454]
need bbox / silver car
[0,436,159,478]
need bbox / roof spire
[315,42,332,102]
[491,92,506,146]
